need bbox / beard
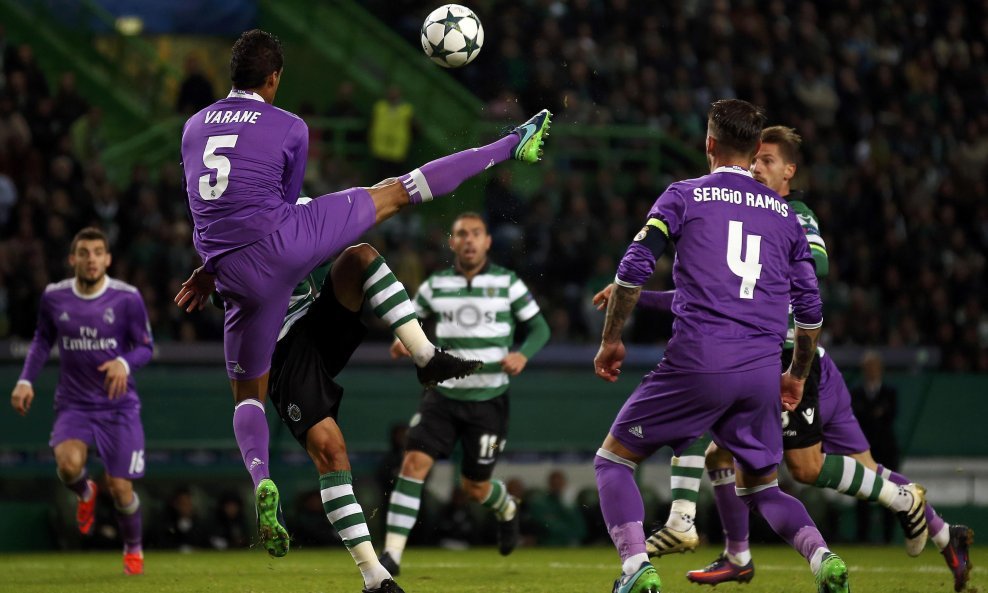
[77,272,105,288]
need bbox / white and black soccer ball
[420,4,484,68]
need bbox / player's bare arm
[781,326,822,411]
[98,359,129,399]
[500,352,528,376]
[593,283,615,310]
[595,284,641,382]
[10,382,34,416]
[174,266,216,312]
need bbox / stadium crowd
[1,0,986,371]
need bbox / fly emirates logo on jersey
[62,326,118,352]
[692,186,790,217]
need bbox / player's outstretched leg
[737,478,849,593]
[646,437,706,557]
[510,109,552,163]
[595,449,662,593]
[813,456,928,555]
[396,109,552,206]
[334,244,482,386]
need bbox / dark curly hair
[230,29,283,90]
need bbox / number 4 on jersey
[726,220,762,299]
[199,134,239,201]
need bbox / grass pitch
[1,545,979,593]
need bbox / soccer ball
[420,4,484,68]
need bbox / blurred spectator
[368,85,414,179]
[157,487,207,551]
[208,491,249,550]
[52,72,88,131]
[851,351,899,543]
[176,54,215,114]
[527,470,586,546]
[435,487,479,549]
[292,490,340,547]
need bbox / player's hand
[501,352,528,376]
[390,339,412,359]
[592,284,615,311]
[780,371,805,412]
[10,382,34,416]
[594,340,626,382]
[174,266,216,313]
[98,359,129,399]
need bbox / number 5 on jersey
[199,134,239,201]
[726,220,762,299]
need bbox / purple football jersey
[19,278,153,410]
[181,89,308,267]
[618,166,822,373]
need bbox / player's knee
[106,478,134,505]
[400,450,433,479]
[461,479,488,502]
[704,443,733,470]
[350,243,380,266]
[788,462,821,485]
[55,456,85,480]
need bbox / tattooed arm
[594,285,642,382]
[780,326,822,411]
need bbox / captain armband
[634,217,670,258]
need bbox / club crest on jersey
[288,403,302,422]
[634,226,649,241]
[103,307,115,324]
[486,286,496,297]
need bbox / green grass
[0,545,980,592]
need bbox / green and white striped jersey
[414,262,541,401]
[278,262,331,341]
[786,194,829,348]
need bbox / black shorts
[269,272,367,448]
[405,388,509,482]
[781,347,823,450]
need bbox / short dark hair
[451,211,487,232]
[70,227,109,253]
[230,29,283,90]
[761,125,802,164]
[707,99,766,157]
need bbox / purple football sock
[62,468,92,500]
[115,493,143,555]
[399,135,519,204]
[739,483,827,564]
[233,399,271,489]
[595,451,646,562]
[877,464,945,537]
[710,468,750,552]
